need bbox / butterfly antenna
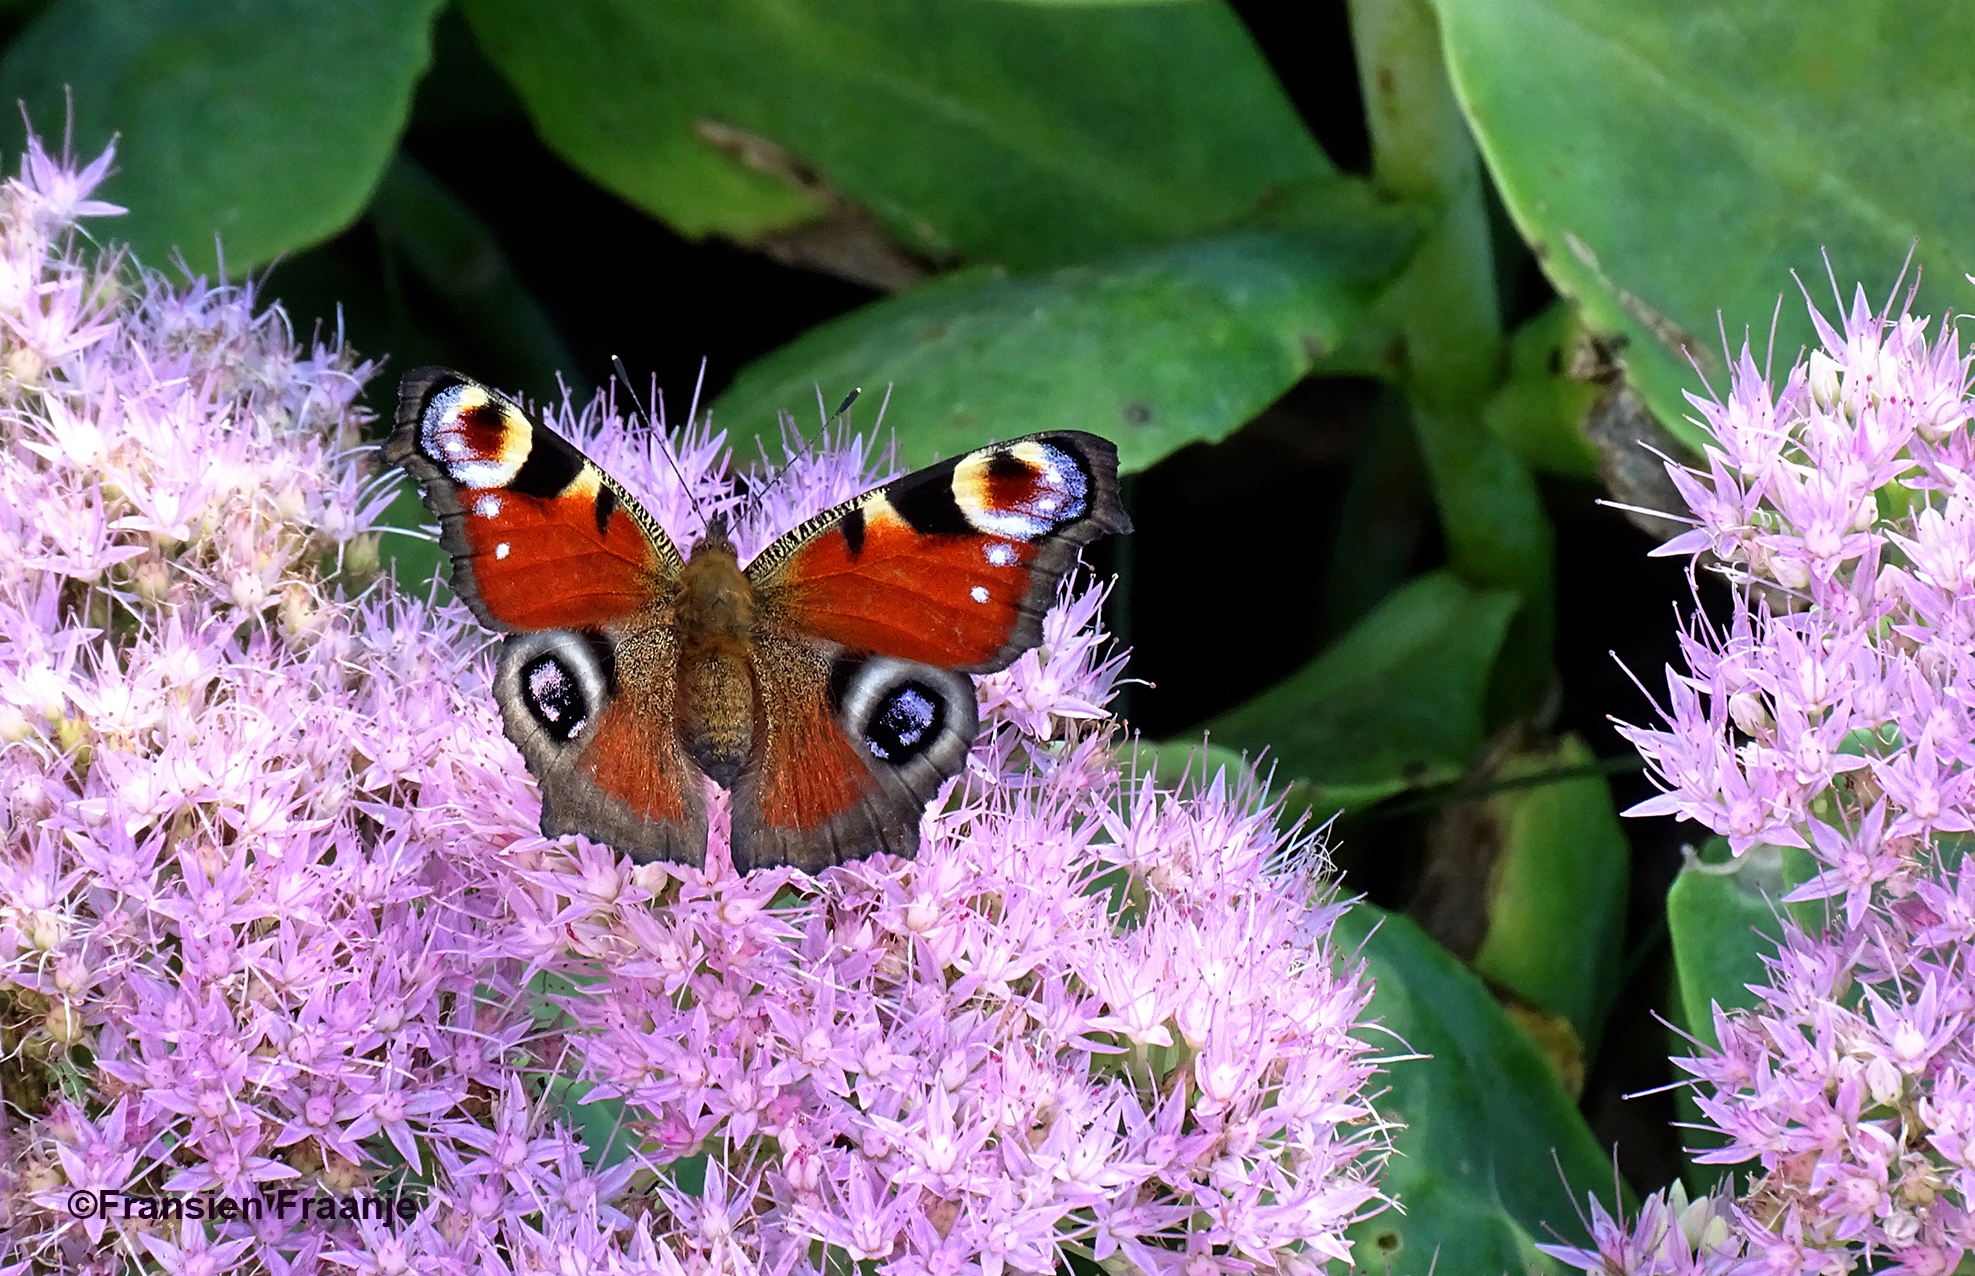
[612,355,713,535]
[749,385,862,514]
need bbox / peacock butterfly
[385,368,1132,873]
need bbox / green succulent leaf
[1410,406,1555,723]
[713,214,1420,474]
[1666,837,1787,1049]
[1207,570,1520,813]
[460,0,1329,268]
[1483,303,1605,480]
[1435,0,1975,450]
[1470,735,1631,1053]
[1337,905,1620,1270]
[0,0,446,274]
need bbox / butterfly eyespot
[522,654,589,741]
[865,683,943,762]
[421,384,533,488]
[497,630,613,752]
[951,442,1091,538]
[393,365,1128,871]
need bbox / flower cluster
[0,138,1390,1275]
[1582,285,1975,1276]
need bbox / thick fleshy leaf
[1436,0,1975,450]
[1469,735,1631,1054]
[460,0,1329,268]
[1666,837,1780,1185]
[1483,303,1604,480]
[1207,570,1520,812]
[1337,905,1618,1268]
[714,211,1421,474]
[0,0,445,274]
[1665,838,1786,1049]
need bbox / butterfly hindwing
[493,627,709,864]
[388,368,707,862]
[730,634,978,874]
[748,432,1132,673]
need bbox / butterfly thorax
[675,534,757,788]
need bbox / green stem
[1348,0,1553,721]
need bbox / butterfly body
[671,523,757,785]
[386,368,1130,873]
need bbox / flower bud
[44,1000,84,1046]
[1770,554,1810,591]
[1881,1209,1921,1247]
[1807,350,1843,410]
[5,344,44,387]
[1896,1153,1944,1206]
[320,1151,366,1192]
[25,908,68,951]
[904,896,941,934]
[274,482,307,522]
[17,1158,61,1196]
[130,556,171,604]
[51,952,89,996]
[1729,691,1774,738]
[229,571,268,611]
[277,581,316,638]
[344,533,380,578]
[1866,1055,1902,1106]
[53,714,89,758]
[0,703,33,742]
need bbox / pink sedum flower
[1588,284,1975,1275]
[0,137,1392,1275]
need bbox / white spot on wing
[495,543,510,559]
[475,494,502,518]
[970,585,989,603]
[986,542,1015,566]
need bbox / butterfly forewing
[747,432,1132,673]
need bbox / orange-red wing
[573,698,696,823]
[747,432,1131,674]
[493,625,709,865]
[729,638,977,874]
[386,367,681,632]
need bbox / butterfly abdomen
[675,538,759,788]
